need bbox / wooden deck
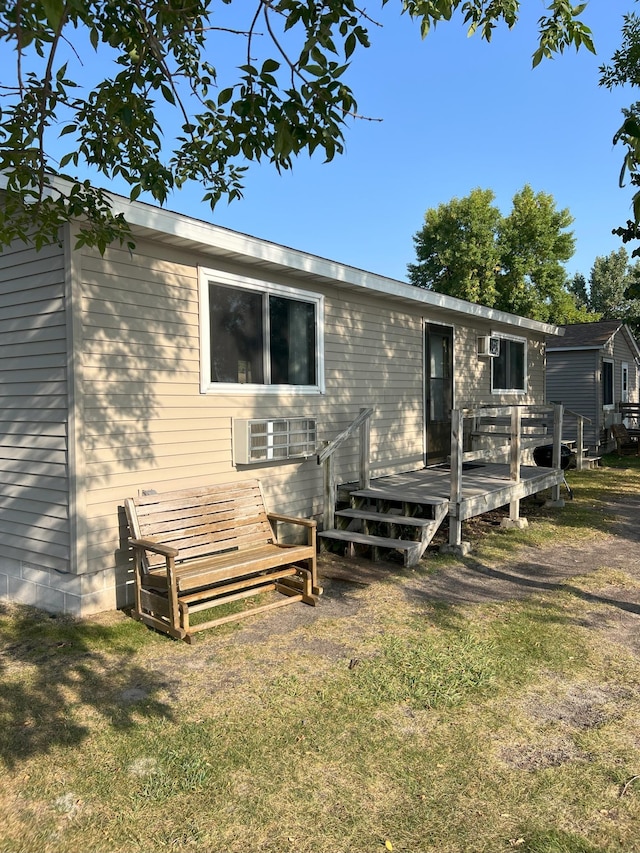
[320,404,570,562]
[339,462,565,523]
[350,463,564,521]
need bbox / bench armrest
[129,537,179,558]
[267,513,316,529]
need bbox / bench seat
[125,480,321,643]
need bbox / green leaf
[160,84,176,105]
[41,0,65,31]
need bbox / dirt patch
[38,487,640,712]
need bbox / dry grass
[1,456,640,852]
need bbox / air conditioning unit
[477,335,500,357]
[233,418,317,465]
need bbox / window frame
[602,358,614,409]
[490,333,527,395]
[621,361,629,404]
[199,268,325,395]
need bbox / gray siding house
[0,192,562,617]
[546,321,640,451]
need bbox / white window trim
[199,267,325,395]
[490,332,528,395]
[602,357,615,409]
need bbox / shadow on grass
[461,558,640,615]
[0,603,174,768]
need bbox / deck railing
[448,404,563,547]
[561,407,592,470]
[317,407,374,530]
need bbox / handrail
[317,407,374,531]
[562,407,592,424]
[316,407,374,464]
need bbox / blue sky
[205,2,637,282]
[53,2,639,283]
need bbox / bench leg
[308,553,323,597]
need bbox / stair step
[350,488,449,507]
[335,508,434,527]
[319,529,421,553]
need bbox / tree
[588,248,640,336]
[567,272,589,310]
[0,1,595,252]
[600,12,640,256]
[408,185,591,325]
[496,185,575,322]
[589,248,631,316]
[407,188,501,304]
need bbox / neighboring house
[0,192,563,617]
[545,321,640,451]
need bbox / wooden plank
[319,529,420,551]
[335,509,436,527]
[349,487,448,506]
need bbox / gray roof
[546,320,624,350]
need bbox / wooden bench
[611,423,639,456]
[125,480,321,643]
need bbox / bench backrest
[125,480,274,569]
[612,422,632,443]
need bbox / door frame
[423,321,455,466]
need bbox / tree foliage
[408,185,593,325]
[586,248,640,336]
[0,0,595,252]
[406,188,501,304]
[601,11,640,258]
[496,185,575,319]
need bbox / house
[0,192,564,617]
[545,321,640,452]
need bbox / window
[622,362,629,403]
[199,269,324,394]
[602,359,614,408]
[491,335,526,393]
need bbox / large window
[491,335,526,393]
[200,270,324,394]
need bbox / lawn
[1,456,640,853]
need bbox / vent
[477,335,500,357]
[233,418,317,465]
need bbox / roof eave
[111,194,563,336]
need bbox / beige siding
[453,324,545,408]
[77,237,549,582]
[0,240,71,572]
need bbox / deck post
[549,403,564,505]
[359,408,371,489]
[323,451,335,532]
[576,416,584,471]
[501,405,528,530]
[448,408,464,548]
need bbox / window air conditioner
[233,418,317,465]
[477,335,500,357]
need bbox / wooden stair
[319,487,449,567]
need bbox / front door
[425,323,453,465]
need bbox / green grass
[1,458,640,852]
